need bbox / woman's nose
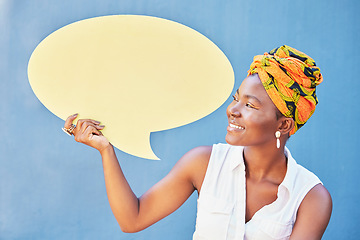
[228,103,241,117]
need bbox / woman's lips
[227,123,245,132]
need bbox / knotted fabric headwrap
[248,45,323,135]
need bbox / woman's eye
[246,103,255,109]
[232,95,239,102]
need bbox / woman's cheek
[247,113,273,129]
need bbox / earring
[275,131,281,149]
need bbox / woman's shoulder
[172,146,212,191]
[182,145,213,163]
[182,145,213,172]
[184,143,236,166]
[175,144,242,192]
[291,184,332,238]
[285,149,332,237]
[180,143,233,165]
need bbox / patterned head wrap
[248,45,323,135]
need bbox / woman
[62,45,332,239]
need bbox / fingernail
[99,125,105,128]
[95,121,101,124]
[72,113,78,116]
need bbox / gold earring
[275,131,281,149]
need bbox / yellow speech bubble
[28,15,234,160]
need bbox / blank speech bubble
[28,15,234,160]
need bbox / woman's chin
[225,134,241,146]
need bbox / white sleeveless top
[193,143,322,240]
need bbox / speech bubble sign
[28,15,234,160]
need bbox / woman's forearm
[62,115,152,232]
[100,144,140,232]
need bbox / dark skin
[227,74,290,223]
[64,74,332,239]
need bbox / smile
[229,123,244,130]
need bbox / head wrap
[248,45,323,135]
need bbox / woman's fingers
[64,113,78,129]
[78,121,103,135]
[74,122,109,151]
[74,121,104,142]
[65,114,101,129]
[63,114,108,151]
[84,124,103,138]
[62,114,78,136]
[64,117,100,136]
[75,120,101,134]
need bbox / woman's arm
[101,144,211,232]
[290,184,332,240]
[64,114,211,233]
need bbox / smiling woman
[226,74,284,148]
[62,45,332,240]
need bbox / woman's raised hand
[64,114,110,152]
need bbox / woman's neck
[243,144,287,184]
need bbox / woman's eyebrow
[245,94,262,104]
[236,89,262,104]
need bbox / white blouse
[193,143,321,240]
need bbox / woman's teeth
[230,123,244,130]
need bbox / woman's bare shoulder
[291,184,332,239]
[175,145,212,166]
[173,145,212,192]
[299,184,332,218]
[186,145,213,162]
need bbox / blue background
[1,0,359,239]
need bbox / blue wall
[1,0,359,239]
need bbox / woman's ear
[278,117,295,136]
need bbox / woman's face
[225,74,281,147]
